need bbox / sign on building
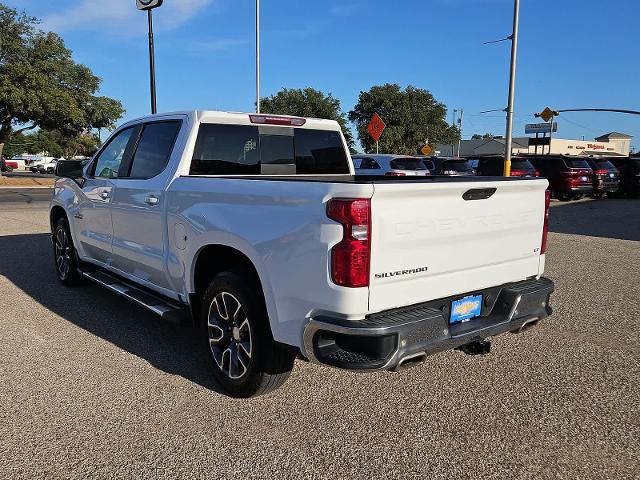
[525,122,558,135]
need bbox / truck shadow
[548,197,640,241]
[0,233,223,393]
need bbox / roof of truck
[122,110,341,131]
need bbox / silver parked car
[352,154,431,176]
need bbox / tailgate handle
[462,188,496,201]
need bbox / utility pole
[255,0,261,113]
[452,109,457,157]
[136,0,163,114]
[147,9,157,114]
[457,108,464,157]
[503,0,520,176]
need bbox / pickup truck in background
[51,110,554,397]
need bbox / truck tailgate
[368,178,548,313]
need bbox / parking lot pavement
[0,193,637,480]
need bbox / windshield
[390,158,427,170]
[563,158,591,169]
[442,160,473,172]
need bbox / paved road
[0,193,637,479]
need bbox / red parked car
[528,155,593,201]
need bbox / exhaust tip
[394,352,427,371]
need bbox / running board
[80,269,190,323]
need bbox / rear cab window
[190,124,349,175]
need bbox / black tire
[557,194,571,202]
[200,268,295,397]
[53,217,81,286]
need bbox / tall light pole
[503,0,520,176]
[136,0,163,114]
[256,0,261,113]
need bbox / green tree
[0,4,124,158]
[260,88,354,148]
[3,129,100,158]
[349,84,459,155]
[471,133,496,140]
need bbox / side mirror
[55,160,86,186]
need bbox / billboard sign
[525,122,557,135]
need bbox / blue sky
[5,0,640,150]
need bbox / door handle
[145,195,160,206]
[99,191,110,200]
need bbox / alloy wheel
[207,291,253,379]
[54,228,71,279]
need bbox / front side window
[129,121,181,178]
[93,128,135,178]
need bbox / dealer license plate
[450,295,483,324]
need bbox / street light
[136,0,163,114]
[256,0,260,113]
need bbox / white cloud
[41,0,215,36]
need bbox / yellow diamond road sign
[420,145,432,156]
[540,107,555,123]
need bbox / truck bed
[185,175,539,184]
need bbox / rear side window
[390,158,427,170]
[129,121,181,178]
[295,129,349,174]
[563,158,590,169]
[422,159,435,170]
[190,124,349,175]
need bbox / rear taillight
[510,169,527,177]
[594,169,608,175]
[534,170,541,177]
[541,190,550,254]
[327,198,371,288]
[385,171,406,176]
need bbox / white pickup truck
[51,110,554,397]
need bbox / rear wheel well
[192,245,266,326]
[50,206,67,232]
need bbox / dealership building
[437,132,633,157]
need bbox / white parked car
[50,110,554,397]
[352,154,431,176]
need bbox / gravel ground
[0,193,637,480]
